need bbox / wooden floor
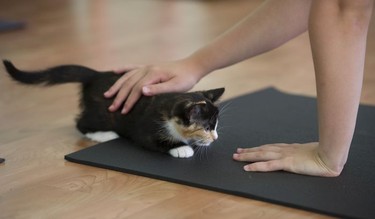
[1,0,374,218]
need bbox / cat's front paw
[85,131,119,142]
[169,146,194,158]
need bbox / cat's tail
[3,60,102,85]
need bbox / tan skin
[104,0,374,177]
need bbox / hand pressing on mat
[233,142,341,177]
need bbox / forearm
[309,0,373,172]
[187,0,312,77]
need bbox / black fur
[3,60,225,154]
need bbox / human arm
[104,0,312,113]
[233,0,374,176]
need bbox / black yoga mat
[65,88,375,219]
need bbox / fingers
[233,150,281,162]
[142,72,197,96]
[105,69,145,112]
[121,84,144,114]
[142,79,180,96]
[109,68,177,114]
[110,70,146,113]
[243,160,285,172]
[104,71,135,98]
[123,77,182,113]
[104,65,144,99]
[236,144,284,153]
[233,144,289,172]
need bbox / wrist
[317,143,349,175]
[180,55,211,82]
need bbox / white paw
[169,146,194,158]
[85,131,119,142]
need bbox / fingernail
[237,148,243,153]
[108,105,115,111]
[142,86,150,94]
[121,108,127,114]
[244,165,251,171]
[104,91,110,97]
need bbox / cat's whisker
[204,147,208,161]
[219,101,234,115]
[195,146,204,161]
[190,139,205,145]
[194,145,210,161]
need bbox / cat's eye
[204,127,210,132]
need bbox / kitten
[3,60,224,158]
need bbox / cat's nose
[211,131,218,140]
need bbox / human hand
[233,142,342,177]
[104,59,204,114]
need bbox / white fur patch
[164,119,188,144]
[212,119,218,140]
[85,131,119,142]
[169,146,194,158]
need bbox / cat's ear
[201,88,225,103]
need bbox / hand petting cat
[104,58,205,114]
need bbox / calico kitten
[3,60,224,158]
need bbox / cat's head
[165,88,225,147]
